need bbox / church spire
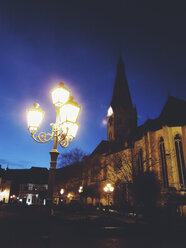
[107,56,137,144]
[110,56,133,110]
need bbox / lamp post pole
[48,135,59,205]
[26,82,81,210]
[107,192,110,207]
[104,183,114,210]
[48,107,60,205]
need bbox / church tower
[107,56,137,146]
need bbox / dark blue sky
[0,0,185,169]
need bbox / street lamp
[67,193,73,201]
[60,188,64,195]
[104,183,114,207]
[26,82,81,206]
[78,186,83,193]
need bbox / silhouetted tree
[57,148,87,168]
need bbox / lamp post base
[47,147,59,215]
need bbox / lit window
[28,184,33,190]
[160,137,169,188]
[175,134,186,188]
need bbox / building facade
[0,166,48,205]
[56,57,186,208]
[0,175,11,203]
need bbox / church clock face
[107,106,113,117]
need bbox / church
[56,57,186,207]
[105,56,186,191]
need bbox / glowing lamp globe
[60,188,64,195]
[104,187,108,192]
[59,97,81,123]
[61,122,79,139]
[51,82,70,108]
[104,183,114,193]
[78,186,83,193]
[110,186,114,192]
[27,103,44,133]
[67,193,72,198]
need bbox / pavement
[0,206,186,248]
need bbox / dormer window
[107,106,113,117]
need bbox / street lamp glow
[26,81,81,205]
[26,82,81,147]
[61,122,79,139]
[67,193,72,199]
[104,183,114,207]
[27,103,45,133]
[60,188,64,195]
[51,82,70,108]
[59,97,81,123]
[59,96,81,140]
[104,183,114,193]
[78,186,83,193]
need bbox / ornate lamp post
[104,183,114,208]
[26,82,81,206]
[78,186,83,206]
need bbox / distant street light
[26,82,81,206]
[67,193,72,200]
[104,183,114,207]
[78,186,83,193]
[60,188,64,195]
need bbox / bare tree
[80,137,178,210]
[57,148,87,168]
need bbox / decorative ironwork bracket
[31,131,54,143]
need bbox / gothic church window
[137,149,143,172]
[160,137,169,188]
[175,134,186,188]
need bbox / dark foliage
[132,170,161,208]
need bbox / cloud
[0,158,33,169]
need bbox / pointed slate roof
[159,96,186,125]
[110,56,133,110]
[90,140,125,156]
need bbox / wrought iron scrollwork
[31,131,54,143]
[58,139,69,148]
[30,122,74,147]
[58,133,73,148]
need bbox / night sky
[0,0,185,169]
